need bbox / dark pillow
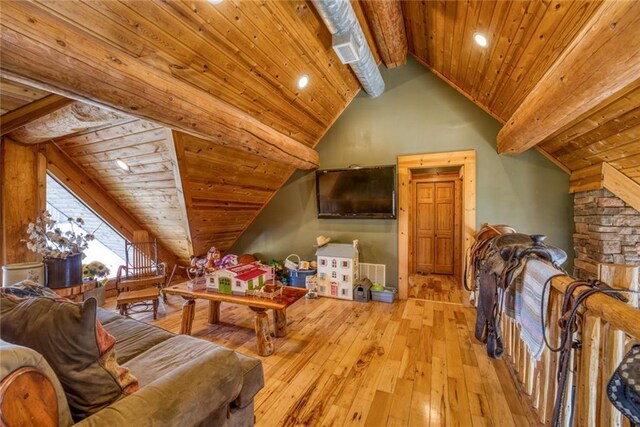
[0,286,138,421]
[1,279,60,298]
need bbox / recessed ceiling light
[208,0,223,4]
[474,33,488,47]
[297,75,309,89]
[116,159,130,172]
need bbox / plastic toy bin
[287,269,316,288]
[370,287,397,303]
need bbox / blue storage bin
[287,269,316,288]
[371,287,397,303]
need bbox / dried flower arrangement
[24,210,95,259]
[83,261,110,287]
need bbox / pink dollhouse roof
[227,262,261,274]
[235,267,268,281]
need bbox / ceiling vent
[311,0,384,97]
[332,31,361,64]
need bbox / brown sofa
[0,308,264,426]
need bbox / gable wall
[231,58,573,286]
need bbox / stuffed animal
[205,247,221,269]
[218,254,238,268]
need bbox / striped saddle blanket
[507,258,562,361]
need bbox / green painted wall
[231,58,573,286]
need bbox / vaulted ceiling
[403,0,602,122]
[1,0,639,265]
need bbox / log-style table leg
[208,301,221,324]
[250,307,274,356]
[273,309,287,337]
[180,298,195,335]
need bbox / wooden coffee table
[164,283,307,356]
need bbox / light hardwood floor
[106,287,537,426]
[408,274,467,304]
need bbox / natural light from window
[46,175,126,278]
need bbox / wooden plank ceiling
[0,0,362,147]
[173,132,294,256]
[403,0,603,122]
[1,0,371,262]
[401,0,640,184]
[539,81,640,184]
[53,120,193,264]
[0,78,49,114]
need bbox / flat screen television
[315,165,396,219]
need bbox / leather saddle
[495,234,567,267]
[473,232,567,359]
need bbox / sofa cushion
[0,289,139,421]
[0,339,74,427]
[74,336,244,427]
[125,335,241,387]
[96,308,121,326]
[99,315,173,364]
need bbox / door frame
[397,150,476,299]
[411,172,461,277]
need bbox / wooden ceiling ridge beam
[361,0,408,68]
[497,1,640,154]
[41,143,181,268]
[1,94,73,137]
[0,2,319,170]
[7,101,132,145]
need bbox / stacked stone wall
[573,189,640,280]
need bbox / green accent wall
[231,58,573,287]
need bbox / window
[320,259,327,267]
[331,259,337,268]
[46,174,125,278]
[341,289,349,296]
[219,277,231,287]
[331,271,337,279]
[342,260,349,268]
[342,275,349,282]
[235,280,242,287]
[319,272,326,280]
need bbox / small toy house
[353,278,373,302]
[207,262,269,295]
[315,240,359,300]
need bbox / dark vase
[45,254,83,289]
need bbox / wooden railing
[501,264,640,426]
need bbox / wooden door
[434,182,454,274]
[415,183,435,273]
[413,181,455,275]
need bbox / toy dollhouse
[315,240,359,300]
[206,262,269,295]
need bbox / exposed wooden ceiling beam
[1,94,73,136]
[360,0,408,68]
[0,2,319,170]
[7,102,131,144]
[42,143,180,268]
[497,1,640,154]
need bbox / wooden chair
[115,231,166,319]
